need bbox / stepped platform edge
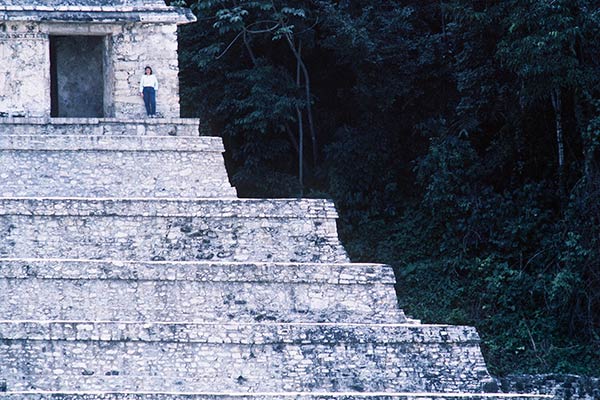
[0,321,477,344]
[0,197,348,263]
[0,392,553,400]
[0,322,490,393]
[0,135,234,198]
[0,118,199,125]
[0,135,225,152]
[0,118,202,136]
[0,197,339,218]
[0,258,395,285]
[0,258,404,324]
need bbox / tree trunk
[296,106,304,194]
[575,93,596,181]
[551,88,566,204]
[295,41,304,194]
[243,31,258,66]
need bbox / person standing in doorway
[139,66,158,117]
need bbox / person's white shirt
[139,75,159,93]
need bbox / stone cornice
[0,6,196,24]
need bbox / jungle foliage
[170,0,600,375]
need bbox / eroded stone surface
[0,198,348,263]
[0,25,49,117]
[0,260,391,284]
[0,259,404,323]
[0,135,236,198]
[0,322,489,393]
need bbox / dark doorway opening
[50,35,105,118]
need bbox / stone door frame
[46,24,115,118]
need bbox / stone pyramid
[0,3,547,397]
[0,115,547,400]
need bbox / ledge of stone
[0,135,225,152]
[0,259,396,285]
[0,392,553,400]
[0,118,202,136]
[0,258,404,324]
[0,198,340,219]
[0,117,200,125]
[0,6,196,25]
[1,0,168,5]
[0,321,480,344]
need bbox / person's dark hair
[144,66,153,74]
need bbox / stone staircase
[0,118,548,400]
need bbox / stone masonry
[1,117,547,399]
[0,1,549,400]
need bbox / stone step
[0,118,201,136]
[0,258,405,323]
[0,321,492,394]
[0,135,225,151]
[0,135,235,198]
[0,394,551,400]
[0,198,349,263]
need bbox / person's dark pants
[143,87,156,116]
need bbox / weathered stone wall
[0,23,50,117]
[0,135,236,198]
[111,23,180,118]
[0,322,490,393]
[0,21,181,118]
[0,259,404,323]
[0,198,348,263]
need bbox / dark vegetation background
[169,0,600,376]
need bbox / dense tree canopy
[171,0,600,375]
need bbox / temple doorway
[50,35,106,118]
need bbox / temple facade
[0,0,194,118]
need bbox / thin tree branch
[215,30,245,59]
[284,32,317,165]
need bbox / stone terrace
[0,395,547,400]
[0,118,550,400]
